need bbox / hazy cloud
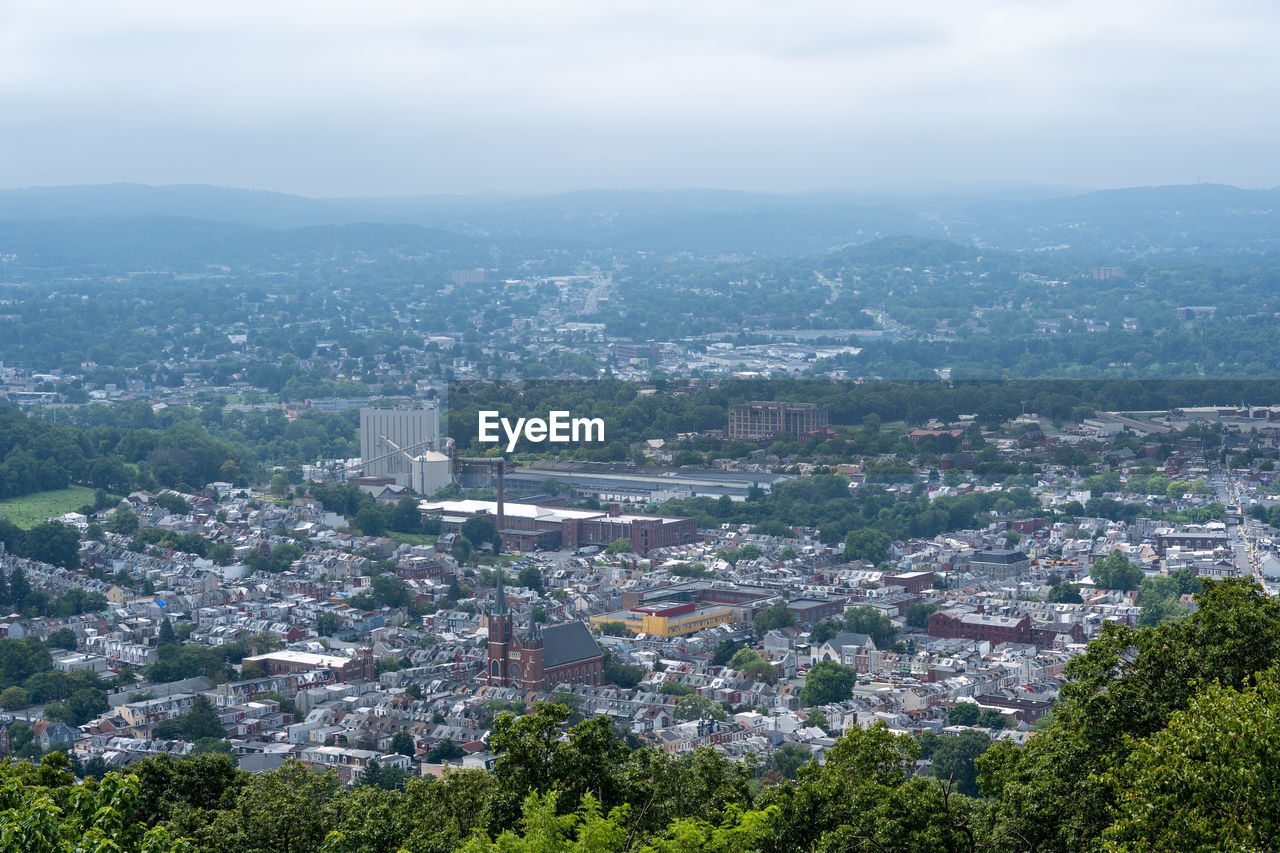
[2,0,1277,194]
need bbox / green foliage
[1046,582,1084,604]
[673,694,725,722]
[844,528,891,564]
[929,728,992,797]
[0,755,190,852]
[0,685,31,710]
[1137,574,1191,627]
[426,737,464,763]
[518,565,544,592]
[462,516,499,550]
[153,695,226,742]
[902,602,936,629]
[801,660,857,706]
[1090,548,1144,590]
[604,538,632,555]
[842,605,899,648]
[710,639,743,667]
[1101,668,1280,851]
[46,627,78,650]
[767,744,813,781]
[752,601,795,637]
[947,702,979,726]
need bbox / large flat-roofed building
[360,406,441,482]
[240,649,374,684]
[505,459,791,503]
[420,499,698,555]
[727,401,828,440]
[591,600,733,637]
[967,548,1031,580]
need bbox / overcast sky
[2,1,1277,196]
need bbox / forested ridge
[6,579,1278,852]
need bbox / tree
[728,647,766,672]
[155,491,188,514]
[977,709,1006,730]
[390,729,416,757]
[604,538,632,555]
[0,759,189,852]
[0,685,30,710]
[6,563,30,604]
[46,627,78,650]
[801,660,857,706]
[768,743,813,780]
[1102,669,1280,850]
[809,620,839,645]
[844,528,891,565]
[462,516,499,551]
[753,601,796,637]
[711,639,742,667]
[1137,574,1190,627]
[517,565,543,593]
[106,506,140,535]
[842,605,898,649]
[674,694,725,721]
[1090,549,1144,590]
[930,728,991,797]
[948,702,979,726]
[806,709,830,733]
[22,521,81,569]
[157,616,178,647]
[355,505,387,536]
[902,602,936,629]
[270,472,291,496]
[371,575,411,608]
[426,737,465,763]
[1047,582,1084,604]
[317,612,343,637]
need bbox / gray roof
[542,622,602,669]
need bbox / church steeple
[494,567,507,616]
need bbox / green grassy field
[0,486,100,528]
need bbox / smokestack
[496,460,505,554]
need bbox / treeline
[0,518,82,568]
[10,579,1280,851]
[0,399,361,505]
[0,636,108,729]
[447,377,1280,455]
[654,473,1040,545]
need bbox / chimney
[496,461,505,552]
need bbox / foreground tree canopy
[9,578,1279,852]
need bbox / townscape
[1,391,1276,798]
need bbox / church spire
[494,567,507,616]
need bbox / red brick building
[486,573,604,691]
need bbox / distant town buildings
[727,401,828,441]
[419,499,699,556]
[359,406,442,483]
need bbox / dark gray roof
[542,622,602,669]
[970,549,1028,564]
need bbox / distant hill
[0,216,480,275]
[2,182,1278,259]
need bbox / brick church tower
[486,569,604,691]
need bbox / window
[490,660,500,677]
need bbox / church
[485,571,605,690]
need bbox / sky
[2,1,1278,196]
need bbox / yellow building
[591,601,732,638]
